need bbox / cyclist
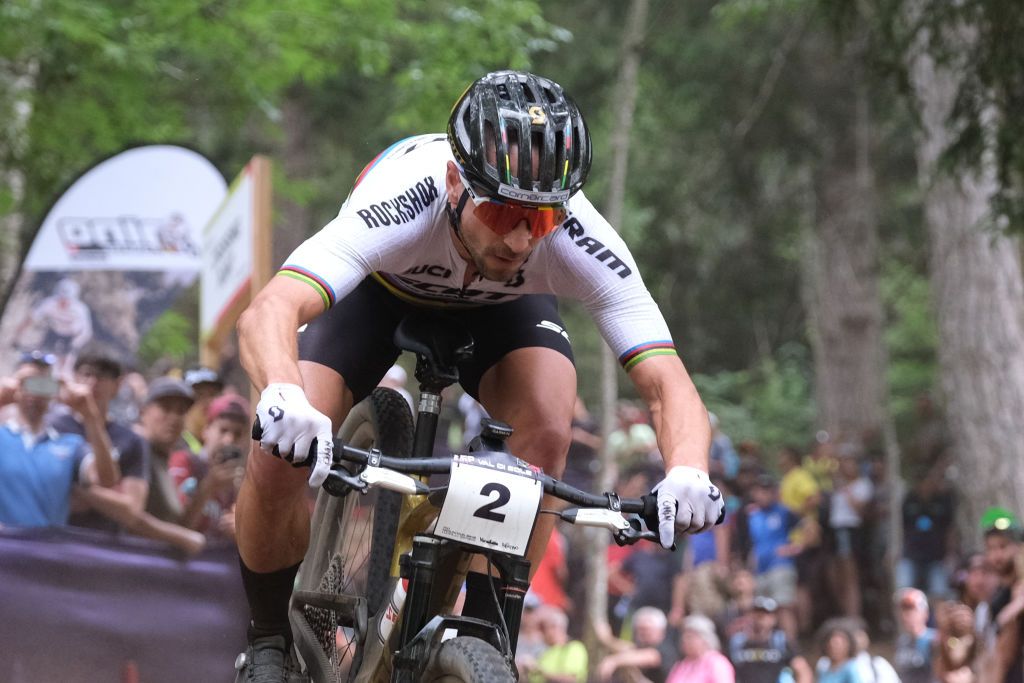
[234,70,725,681]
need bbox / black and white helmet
[448,70,592,207]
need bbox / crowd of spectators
[4,346,1024,683]
[511,398,1024,683]
[0,346,246,556]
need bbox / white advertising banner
[0,145,226,375]
[200,167,254,339]
[23,145,225,272]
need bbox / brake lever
[612,517,662,547]
[322,469,369,498]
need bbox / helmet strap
[445,189,473,254]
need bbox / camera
[215,445,244,464]
[22,375,59,398]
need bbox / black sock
[239,556,301,642]
[461,571,504,625]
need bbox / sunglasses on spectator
[459,171,567,239]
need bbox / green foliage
[137,309,196,369]
[692,343,817,451]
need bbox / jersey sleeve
[546,193,678,372]
[278,136,449,308]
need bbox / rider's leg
[235,361,354,639]
[475,346,577,572]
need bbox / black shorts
[297,277,574,403]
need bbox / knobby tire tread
[424,637,515,683]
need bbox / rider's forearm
[238,292,306,390]
[629,355,710,472]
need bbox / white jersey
[282,135,677,371]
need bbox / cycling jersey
[282,134,677,371]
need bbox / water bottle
[378,579,407,644]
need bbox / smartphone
[22,375,59,398]
[216,445,244,464]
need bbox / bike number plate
[435,461,542,557]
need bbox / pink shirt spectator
[666,650,735,683]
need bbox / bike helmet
[448,70,592,207]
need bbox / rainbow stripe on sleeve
[278,266,337,309]
[619,341,678,371]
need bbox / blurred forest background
[2,0,1024,538]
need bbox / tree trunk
[907,29,1024,541]
[803,49,887,445]
[274,83,316,268]
[585,0,648,663]
[0,58,38,303]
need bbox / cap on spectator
[184,366,223,389]
[981,506,1021,537]
[18,350,56,367]
[898,588,928,612]
[207,393,250,422]
[74,346,123,378]
[753,596,778,613]
[145,377,195,406]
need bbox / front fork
[391,535,531,682]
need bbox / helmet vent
[497,83,511,100]
[523,84,538,103]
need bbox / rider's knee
[513,419,572,477]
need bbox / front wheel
[422,637,515,683]
[291,387,414,683]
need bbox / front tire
[422,637,515,683]
[291,387,414,683]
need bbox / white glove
[255,383,333,488]
[652,466,725,548]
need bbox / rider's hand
[255,383,333,488]
[652,465,725,547]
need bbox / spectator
[136,377,195,524]
[169,393,249,541]
[515,596,546,680]
[681,520,730,623]
[718,569,758,643]
[14,278,93,375]
[561,395,600,492]
[777,444,823,635]
[827,443,873,617]
[803,431,838,493]
[615,503,686,624]
[893,587,938,683]
[709,412,740,481]
[529,525,570,612]
[932,552,999,682]
[608,401,657,466]
[745,473,800,638]
[522,605,588,683]
[596,606,676,683]
[849,620,899,683]
[976,507,1023,683]
[727,596,813,683]
[898,464,956,597]
[54,349,151,534]
[0,351,118,526]
[666,614,735,683]
[182,365,225,452]
[815,623,864,683]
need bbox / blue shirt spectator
[0,351,119,527]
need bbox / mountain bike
[251,313,664,682]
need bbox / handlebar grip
[640,493,660,533]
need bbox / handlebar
[252,415,663,545]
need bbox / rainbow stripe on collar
[619,341,677,371]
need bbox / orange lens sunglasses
[460,173,567,239]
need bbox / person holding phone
[169,393,250,541]
[0,350,119,527]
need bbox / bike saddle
[394,313,475,391]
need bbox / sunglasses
[459,172,567,239]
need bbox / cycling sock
[461,571,504,626]
[239,557,301,643]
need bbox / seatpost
[412,388,441,459]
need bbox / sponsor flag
[0,145,226,375]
